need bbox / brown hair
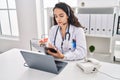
[53,2,83,28]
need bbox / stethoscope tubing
[54,25,71,46]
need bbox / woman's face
[53,8,68,27]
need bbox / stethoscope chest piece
[65,32,70,41]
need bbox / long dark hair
[53,2,83,28]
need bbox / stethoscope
[54,25,71,52]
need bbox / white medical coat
[48,24,87,61]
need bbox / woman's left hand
[47,49,64,59]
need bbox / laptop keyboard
[55,61,67,71]
[55,61,64,66]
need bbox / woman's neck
[60,24,68,39]
[60,23,68,31]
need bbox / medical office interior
[0,0,120,80]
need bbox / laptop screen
[20,50,67,74]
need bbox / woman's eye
[54,14,64,18]
[60,15,64,17]
[59,14,64,17]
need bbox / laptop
[20,51,68,74]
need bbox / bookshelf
[75,7,119,54]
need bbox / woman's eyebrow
[59,13,64,16]
[54,13,64,16]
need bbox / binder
[101,14,108,35]
[95,14,102,35]
[107,14,114,36]
[76,14,90,34]
[90,14,96,34]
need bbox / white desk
[0,48,120,80]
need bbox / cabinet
[111,16,120,61]
[116,16,120,34]
[111,35,120,61]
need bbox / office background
[0,0,120,60]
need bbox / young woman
[46,2,87,61]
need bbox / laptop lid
[20,51,67,74]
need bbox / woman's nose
[56,18,61,22]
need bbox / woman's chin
[58,24,62,27]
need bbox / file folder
[107,14,114,36]
[76,14,90,34]
[90,14,96,34]
[101,14,108,35]
[95,14,102,35]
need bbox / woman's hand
[47,43,64,59]
[47,49,64,59]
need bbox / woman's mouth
[58,22,62,24]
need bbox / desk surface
[0,48,120,80]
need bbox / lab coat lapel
[55,28,63,48]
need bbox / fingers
[47,50,58,57]
[47,50,64,59]
[48,43,57,50]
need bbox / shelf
[85,34,112,38]
[77,7,114,14]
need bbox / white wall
[0,0,38,52]
[36,0,45,39]
[77,0,119,7]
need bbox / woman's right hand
[46,43,64,59]
[47,49,64,59]
[47,42,57,50]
